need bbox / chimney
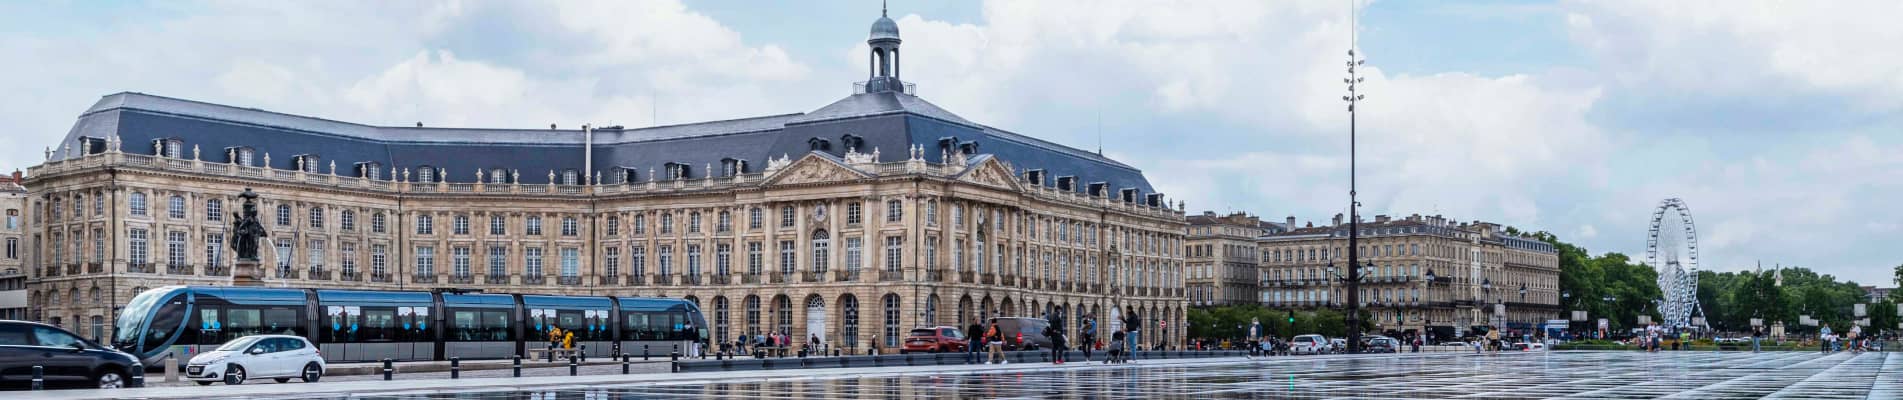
[1375,215,1390,223]
[1286,216,1296,230]
[1332,213,1343,226]
[9,170,19,182]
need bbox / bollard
[32,365,43,391]
[644,345,651,361]
[131,362,146,388]
[165,351,179,382]
[513,355,523,377]
[382,358,393,381]
[451,357,461,379]
[670,352,682,372]
[580,344,588,363]
[547,343,556,363]
[569,354,579,376]
[622,353,631,375]
[834,349,841,357]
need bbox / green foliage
[1186,305,1368,340]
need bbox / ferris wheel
[1646,198,1704,330]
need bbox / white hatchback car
[1290,334,1330,354]
[187,335,326,385]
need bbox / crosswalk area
[281,351,1901,399]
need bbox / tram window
[323,309,360,343]
[361,309,396,342]
[226,309,261,340]
[556,311,605,341]
[451,310,511,341]
[143,300,187,351]
[262,309,299,335]
[625,313,651,340]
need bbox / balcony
[559,276,582,286]
[770,273,788,284]
[1001,274,1015,287]
[412,274,437,284]
[524,275,547,285]
[651,274,673,286]
[274,267,300,279]
[1061,282,1073,292]
[205,265,230,277]
[879,270,903,282]
[681,274,702,286]
[128,263,154,274]
[980,273,996,285]
[449,274,474,285]
[371,272,393,283]
[626,274,648,286]
[66,264,79,275]
[87,262,103,274]
[802,271,823,283]
[307,268,331,281]
[834,270,860,282]
[958,271,975,284]
[712,274,732,285]
[742,274,761,284]
[339,270,360,281]
[598,275,619,285]
[166,264,194,275]
[926,269,945,282]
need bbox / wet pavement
[22,351,1902,399]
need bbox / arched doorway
[805,295,827,345]
[957,295,973,326]
[1000,297,1014,318]
[1109,306,1123,334]
[839,294,860,350]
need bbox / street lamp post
[1341,5,1369,354]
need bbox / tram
[110,286,706,365]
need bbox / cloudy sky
[2,1,1898,284]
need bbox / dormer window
[619,168,639,184]
[78,137,106,155]
[1119,188,1138,203]
[292,154,320,172]
[1025,170,1046,186]
[153,138,184,158]
[416,165,436,182]
[807,138,832,152]
[1146,193,1165,207]
[1055,176,1076,191]
[664,163,690,180]
[840,135,865,152]
[227,147,255,166]
[720,158,746,177]
[958,142,979,155]
[357,162,382,180]
[561,169,580,185]
[489,168,509,184]
[937,137,958,153]
[1087,182,1107,197]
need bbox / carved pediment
[954,156,1023,192]
[763,154,872,186]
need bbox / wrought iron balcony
[127,263,154,274]
[558,276,582,286]
[523,275,547,285]
[371,272,393,283]
[742,274,761,284]
[681,274,702,286]
[87,262,103,274]
[307,267,331,281]
[626,274,648,286]
[959,271,975,283]
[412,274,437,284]
[449,274,474,285]
[801,271,823,283]
[650,274,673,286]
[834,270,860,282]
[712,274,732,285]
[483,274,508,285]
[274,266,299,279]
[926,269,945,282]
[597,275,619,285]
[205,265,230,277]
[879,270,903,282]
[770,272,789,284]
[167,264,194,275]
[980,273,996,285]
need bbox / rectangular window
[527,216,543,236]
[307,239,325,270]
[453,215,470,235]
[416,214,434,235]
[925,236,938,270]
[276,205,291,226]
[658,245,674,275]
[746,242,762,275]
[778,240,795,274]
[605,247,621,277]
[168,197,186,219]
[884,236,902,272]
[488,246,507,277]
[886,200,903,222]
[340,211,354,231]
[372,214,386,233]
[165,231,187,267]
[716,243,732,275]
[130,194,147,216]
[846,202,862,224]
[560,248,579,278]
[686,245,702,275]
[414,246,435,277]
[371,245,387,276]
[634,214,647,235]
[524,247,544,276]
[780,206,795,228]
[561,217,577,236]
[309,207,324,229]
[630,245,647,276]
[453,246,471,277]
[845,237,862,272]
[275,240,293,270]
[4,238,15,259]
[748,208,762,229]
[490,215,506,235]
[606,216,620,236]
[340,243,356,274]
[688,213,702,233]
[953,239,965,272]
[717,212,732,232]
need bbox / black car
[0,320,142,390]
[991,318,1053,351]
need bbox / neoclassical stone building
[1258,214,1559,338]
[22,8,1188,351]
[1185,211,1278,307]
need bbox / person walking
[1750,326,1762,353]
[1486,328,1500,354]
[1108,331,1126,364]
[967,319,985,364]
[1080,315,1098,362]
[985,319,1006,364]
[1123,311,1141,363]
[1045,310,1068,364]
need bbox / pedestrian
[1108,331,1126,363]
[1486,328,1500,354]
[1750,326,1762,353]
[967,319,985,364]
[1123,311,1141,363]
[1081,315,1097,362]
[1045,311,1067,364]
[985,319,1006,364]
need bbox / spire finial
[882,0,888,16]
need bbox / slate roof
[49,91,1155,194]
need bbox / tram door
[194,308,222,359]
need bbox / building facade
[1257,214,1559,338]
[1185,212,1269,307]
[21,9,1188,351]
[1,171,27,321]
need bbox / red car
[900,326,969,353]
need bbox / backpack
[985,326,999,340]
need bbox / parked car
[1289,334,1329,355]
[186,335,325,385]
[1362,336,1400,353]
[0,320,143,389]
[900,326,969,353]
[1509,342,1547,351]
[1329,338,1348,353]
[991,318,1053,351]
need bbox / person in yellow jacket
[1486,328,1501,353]
[563,330,575,350]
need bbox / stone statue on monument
[229,188,268,261]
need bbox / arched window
[230,147,255,166]
[774,295,793,336]
[633,214,647,235]
[882,294,901,348]
[811,230,830,274]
